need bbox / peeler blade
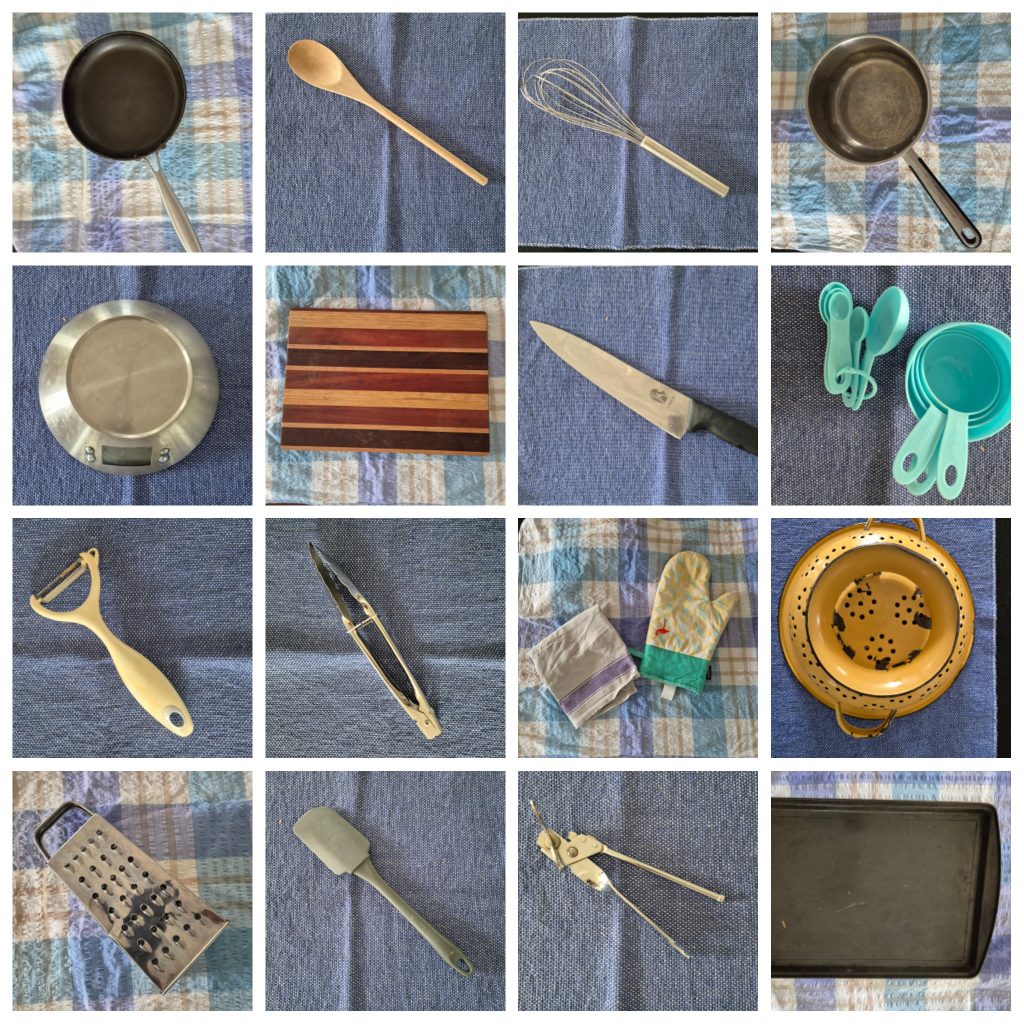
[33,553,90,603]
[294,807,371,875]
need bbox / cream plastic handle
[362,96,488,186]
[29,549,194,737]
[639,136,729,197]
[142,151,203,253]
[354,859,473,976]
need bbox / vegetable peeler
[294,807,472,976]
[530,800,725,959]
[29,548,193,737]
[308,543,441,739]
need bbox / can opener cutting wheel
[29,548,193,737]
[308,543,441,739]
[294,807,472,976]
[530,800,725,959]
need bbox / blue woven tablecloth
[266,264,505,505]
[13,518,253,758]
[13,770,252,1010]
[771,12,1011,252]
[519,770,756,1010]
[13,265,252,506]
[519,265,757,505]
[265,13,503,253]
[519,518,757,758]
[771,771,1010,1011]
[771,518,996,757]
[13,12,252,253]
[266,770,504,1010]
[518,16,756,250]
[771,265,1010,505]
[266,518,504,757]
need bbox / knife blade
[529,321,757,456]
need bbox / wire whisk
[520,59,729,198]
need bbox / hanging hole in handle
[944,464,959,488]
[450,952,473,976]
[167,710,185,729]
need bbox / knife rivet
[568,846,578,857]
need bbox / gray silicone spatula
[293,807,473,977]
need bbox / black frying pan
[62,31,202,252]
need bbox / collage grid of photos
[4,3,1013,1016]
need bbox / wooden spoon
[287,39,488,186]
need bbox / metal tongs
[308,543,441,739]
[530,800,725,959]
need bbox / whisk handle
[363,96,488,186]
[640,136,729,197]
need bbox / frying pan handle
[835,704,897,739]
[864,517,926,542]
[142,151,203,253]
[903,148,982,250]
[34,801,95,861]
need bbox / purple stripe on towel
[561,654,635,713]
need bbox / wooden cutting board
[281,308,490,456]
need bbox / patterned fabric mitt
[631,551,738,695]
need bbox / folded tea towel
[631,552,738,698]
[529,605,638,728]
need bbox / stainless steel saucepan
[805,35,981,249]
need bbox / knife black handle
[688,400,758,456]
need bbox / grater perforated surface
[45,810,228,992]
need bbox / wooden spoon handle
[364,96,488,186]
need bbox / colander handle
[835,704,897,739]
[864,518,926,541]
[34,801,95,861]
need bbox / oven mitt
[629,551,738,698]
[529,605,638,729]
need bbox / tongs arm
[345,600,441,740]
[598,844,725,902]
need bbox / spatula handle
[354,859,473,976]
[364,97,488,186]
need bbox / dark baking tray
[772,798,1000,978]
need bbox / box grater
[36,801,229,993]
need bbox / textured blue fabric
[771,518,996,756]
[519,771,756,1010]
[13,518,253,757]
[771,265,1010,505]
[265,13,504,253]
[771,771,1010,1011]
[519,265,757,505]
[13,770,252,1010]
[265,518,504,757]
[518,16,756,250]
[265,770,504,1010]
[13,265,253,506]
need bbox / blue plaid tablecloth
[519,518,757,758]
[519,265,757,506]
[13,12,252,253]
[266,771,504,1010]
[519,771,757,1010]
[771,12,1011,252]
[771,265,1011,506]
[771,771,1010,1011]
[266,264,505,506]
[266,517,504,758]
[13,265,253,506]
[13,770,252,1010]
[13,518,253,758]
[265,13,504,253]
[519,16,756,250]
[771,518,996,757]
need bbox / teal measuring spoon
[850,286,909,410]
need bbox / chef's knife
[529,321,757,456]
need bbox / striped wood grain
[281,308,490,456]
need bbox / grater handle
[353,859,473,977]
[34,801,94,861]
